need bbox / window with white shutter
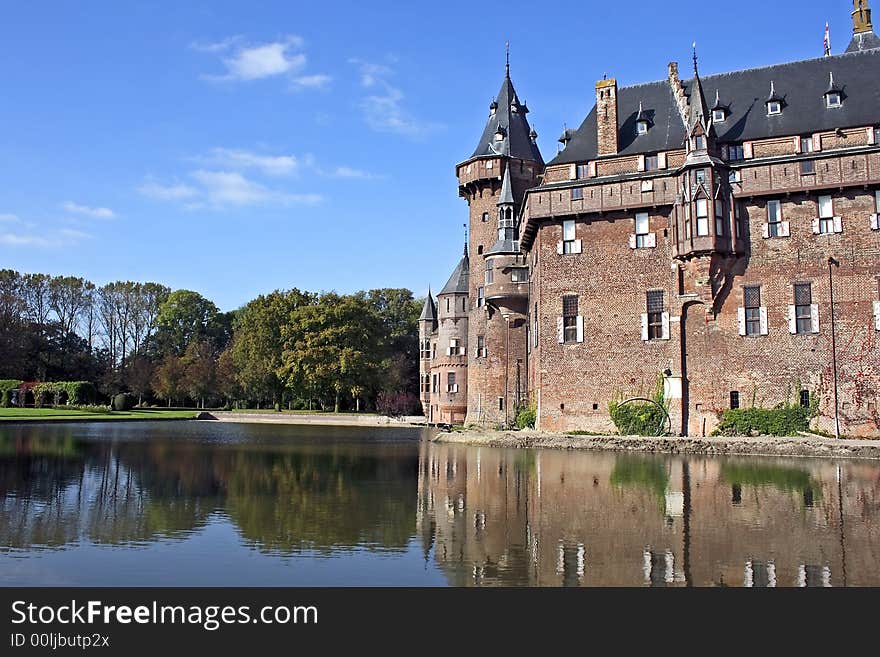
[562,295,581,344]
[765,200,785,238]
[560,220,580,254]
[791,283,818,334]
[645,291,668,341]
[741,286,768,336]
[871,191,879,230]
[817,195,838,234]
[634,212,654,248]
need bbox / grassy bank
[0,408,199,422]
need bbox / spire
[687,48,712,136]
[847,0,880,50]
[439,253,470,296]
[419,288,437,322]
[497,166,515,206]
[505,41,510,79]
[466,56,544,164]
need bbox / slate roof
[847,30,880,52]
[419,291,437,322]
[469,73,544,164]
[439,251,470,296]
[550,47,880,165]
[497,166,515,206]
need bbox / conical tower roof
[497,165,515,206]
[469,70,543,164]
[439,249,470,296]
[419,289,437,322]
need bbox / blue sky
[0,0,858,310]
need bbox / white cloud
[290,74,332,91]
[350,58,437,139]
[330,166,381,180]
[62,201,116,219]
[198,148,300,177]
[0,213,20,223]
[191,170,322,208]
[199,36,305,81]
[189,35,245,53]
[0,227,91,248]
[138,179,199,201]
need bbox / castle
[420,0,880,436]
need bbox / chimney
[668,62,689,125]
[595,77,618,156]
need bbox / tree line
[0,269,423,413]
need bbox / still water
[1,421,878,587]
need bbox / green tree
[367,288,421,396]
[153,290,222,357]
[280,293,383,413]
[231,289,314,410]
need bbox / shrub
[714,404,816,437]
[376,391,420,418]
[111,393,136,412]
[515,403,536,430]
[609,375,669,436]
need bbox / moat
[1,421,878,587]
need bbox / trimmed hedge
[714,405,814,437]
[0,380,23,407]
[33,381,97,407]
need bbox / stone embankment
[200,412,426,428]
[433,430,880,460]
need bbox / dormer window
[494,127,506,142]
[637,120,649,136]
[635,101,652,136]
[826,92,842,108]
[713,109,727,123]
[693,135,706,150]
[489,101,498,116]
[767,101,782,116]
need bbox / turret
[847,0,880,51]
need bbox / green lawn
[225,408,378,415]
[0,408,199,422]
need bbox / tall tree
[152,290,222,357]
[280,293,383,413]
[151,356,186,407]
[231,289,314,409]
[182,340,216,409]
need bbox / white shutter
[446,347,453,356]
[833,216,843,233]
[811,304,820,333]
[762,223,770,239]
[737,307,747,336]
[657,152,667,169]
[646,233,657,248]
[576,316,584,343]
[874,300,880,331]
[588,161,597,177]
[459,347,466,356]
[779,221,790,237]
[812,218,821,234]
[629,234,638,249]
[868,127,877,146]
[788,306,797,334]
[641,314,649,341]
[759,307,769,336]
[557,317,564,344]
[743,142,754,159]
[871,214,879,230]
[573,239,583,254]
[557,241,564,255]
[793,136,801,153]
[569,163,577,180]
[661,312,670,340]
[637,155,646,172]
[812,133,822,152]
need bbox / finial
[692,42,698,74]
[463,223,468,256]
[505,41,510,78]
[715,89,720,104]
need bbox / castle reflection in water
[416,442,880,587]
[1,424,879,586]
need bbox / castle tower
[847,0,880,51]
[456,57,543,426]
[671,52,737,313]
[432,247,470,425]
[418,289,437,419]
